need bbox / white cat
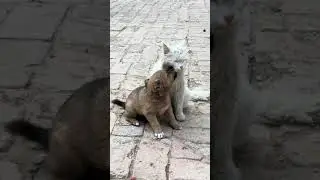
[149,38,210,122]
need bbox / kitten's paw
[176,113,186,122]
[170,122,182,130]
[154,132,164,139]
[127,119,140,126]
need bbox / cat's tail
[4,119,49,150]
[112,99,126,108]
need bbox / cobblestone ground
[238,0,320,179]
[0,0,108,179]
[110,0,210,179]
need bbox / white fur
[149,38,209,121]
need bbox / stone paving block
[49,44,108,77]
[189,26,210,38]
[173,127,210,144]
[31,62,95,91]
[121,53,141,63]
[0,4,67,40]
[127,62,152,77]
[171,137,203,160]
[141,44,158,63]
[110,62,132,74]
[132,138,171,180]
[57,5,107,46]
[0,66,31,88]
[169,158,210,180]
[253,12,284,32]
[115,114,131,126]
[126,44,145,53]
[110,51,124,63]
[112,125,144,137]
[110,74,125,90]
[120,76,145,91]
[255,31,288,53]
[284,131,320,166]
[284,15,320,32]
[282,0,320,14]
[188,72,210,91]
[0,161,22,180]
[129,27,147,44]
[0,103,23,123]
[68,5,108,27]
[110,112,118,130]
[249,124,271,141]
[110,136,137,179]
[182,103,210,128]
[286,32,320,59]
[23,92,70,120]
[0,40,50,66]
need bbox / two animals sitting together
[112,39,208,138]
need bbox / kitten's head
[161,38,192,71]
[210,0,238,30]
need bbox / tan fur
[47,78,109,180]
[5,78,110,180]
[112,68,181,139]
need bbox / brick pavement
[238,0,320,179]
[0,0,108,179]
[110,0,210,179]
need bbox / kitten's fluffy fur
[149,38,209,121]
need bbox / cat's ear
[182,36,189,46]
[163,43,170,54]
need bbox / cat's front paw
[154,132,164,139]
[170,121,182,130]
[176,113,186,122]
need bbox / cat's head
[210,0,239,30]
[161,38,192,71]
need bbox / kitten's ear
[183,36,189,46]
[163,43,170,54]
[144,79,149,87]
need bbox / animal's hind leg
[161,106,182,130]
[124,110,140,126]
[171,89,186,122]
[47,139,85,180]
